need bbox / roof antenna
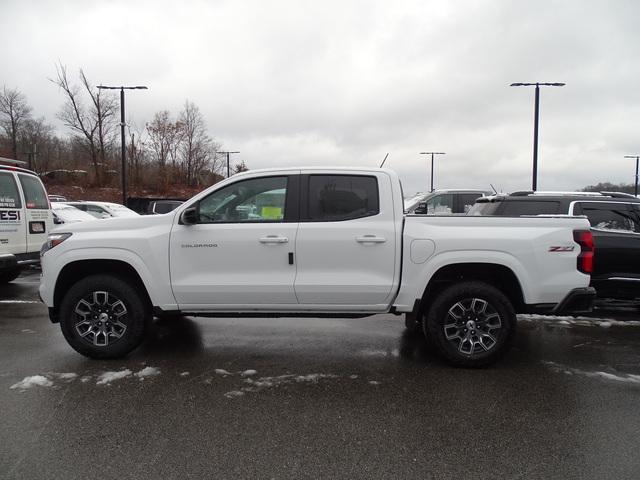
[379,153,389,168]
[490,183,497,194]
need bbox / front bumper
[552,287,596,315]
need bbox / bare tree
[0,86,32,159]
[146,110,183,187]
[178,101,220,186]
[232,160,249,174]
[51,63,117,185]
[19,117,55,173]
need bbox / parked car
[147,200,184,215]
[48,194,68,202]
[0,165,53,283]
[51,203,97,224]
[405,189,491,214]
[64,201,140,219]
[40,167,594,366]
[469,191,640,305]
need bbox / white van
[0,165,53,283]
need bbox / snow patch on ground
[180,371,190,377]
[358,349,400,358]
[10,375,53,390]
[96,370,132,385]
[214,369,232,376]
[135,367,161,380]
[544,361,640,385]
[223,373,339,398]
[0,300,41,304]
[519,315,640,328]
[21,329,36,334]
[54,372,78,381]
[241,369,257,377]
[368,380,381,385]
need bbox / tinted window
[307,175,379,221]
[0,172,21,208]
[501,200,561,215]
[18,174,48,209]
[459,194,483,214]
[418,193,454,214]
[199,176,288,223]
[468,201,502,216]
[576,202,638,232]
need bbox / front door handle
[355,235,387,244]
[259,235,289,244]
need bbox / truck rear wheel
[424,281,516,367]
[59,274,149,359]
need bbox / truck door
[294,172,397,307]
[0,171,26,256]
[17,173,52,255]
[169,174,299,308]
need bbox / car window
[199,176,288,223]
[424,194,453,214]
[459,194,483,213]
[0,172,22,208]
[306,175,379,221]
[467,200,502,215]
[501,200,561,215]
[18,174,48,209]
[576,202,638,232]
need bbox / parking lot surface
[2,269,640,479]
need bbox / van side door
[0,171,27,255]
[17,173,52,256]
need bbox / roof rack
[599,191,637,198]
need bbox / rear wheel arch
[417,263,525,319]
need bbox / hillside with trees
[0,65,247,203]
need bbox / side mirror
[53,216,63,225]
[415,201,428,214]
[181,205,199,225]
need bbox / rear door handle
[259,235,289,244]
[355,235,386,244]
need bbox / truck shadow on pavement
[137,316,205,356]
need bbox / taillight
[573,230,594,274]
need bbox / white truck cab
[0,165,53,283]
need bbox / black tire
[0,267,21,284]
[59,274,149,359]
[423,281,516,367]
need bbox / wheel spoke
[478,332,497,351]
[448,302,466,320]
[111,300,127,317]
[93,291,109,306]
[110,320,127,338]
[471,298,488,315]
[74,299,93,318]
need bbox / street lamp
[96,85,148,205]
[510,82,565,191]
[625,155,640,196]
[419,152,445,192]
[218,151,240,178]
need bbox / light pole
[510,82,565,191]
[625,155,640,196]
[96,85,148,205]
[419,152,445,192]
[218,151,240,178]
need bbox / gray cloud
[1,0,639,195]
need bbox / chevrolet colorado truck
[39,167,595,366]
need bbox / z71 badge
[548,246,575,252]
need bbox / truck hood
[50,212,174,234]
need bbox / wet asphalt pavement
[1,270,640,479]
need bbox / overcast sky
[1,0,639,194]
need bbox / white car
[51,203,97,224]
[64,201,139,219]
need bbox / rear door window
[458,193,484,213]
[305,175,379,221]
[575,202,638,232]
[18,174,48,209]
[0,172,21,208]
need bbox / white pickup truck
[39,167,595,366]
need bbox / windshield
[52,204,96,222]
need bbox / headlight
[40,233,72,257]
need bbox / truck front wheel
[424,281,516,367]
[59,274,149,359]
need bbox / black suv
[469,191,640,306]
